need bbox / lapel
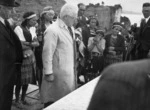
[142,18,150,33]
[0,21,14,45]
[58,19,73,44]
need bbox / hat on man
[0,0,20,7]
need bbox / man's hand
[30,42,39,47]
[22,41,30,46]
[44,74,54,82]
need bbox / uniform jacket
[88,59,150,110]
[40,18,77,103]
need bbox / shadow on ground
[12,85,44,110]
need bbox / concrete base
[44,76,100,110]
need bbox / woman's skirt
[104,54,123,68]
[21,51,36,85]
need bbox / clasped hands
[108,46,116,55]
[108,46,115,51]
[93,37,99,45]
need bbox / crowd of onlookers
[0,0,150,110]
[9,3,128,108]
[11,2,150,108]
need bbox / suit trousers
[0,83,14,110]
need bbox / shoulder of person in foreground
[88,59,150,110]
[100,59,150,86]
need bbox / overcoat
[40,18,77,103]
[0,19,23,109]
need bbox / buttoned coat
[0,20,23,109]
[40,18,77,103]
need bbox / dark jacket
[88,59,150,110]
[0,20,23,98]
[138,18,150,51]
[104,34,125,55]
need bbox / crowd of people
[0,0,150,110]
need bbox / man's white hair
[60,3,78,19]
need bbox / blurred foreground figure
[88,59,150,110]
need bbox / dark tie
[4,20,13,35]
[68,26,73,38]
[67,26,77,73]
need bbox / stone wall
[85,4,122,30]
[15,0,66,17]
[14,1,130,31]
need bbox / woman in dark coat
[104,22,125,68]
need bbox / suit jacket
[138,18,150,51]
[88,59,150,110]
[0,21,23,94]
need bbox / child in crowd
[87,29,106,80]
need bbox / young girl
[88,29,106,80]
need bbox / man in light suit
[88,59,150,110]
[136,2,150,59]
[0,0,23,110]
[41,3,78,108]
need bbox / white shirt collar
[0,16,5,25]
[145,16,150,23]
